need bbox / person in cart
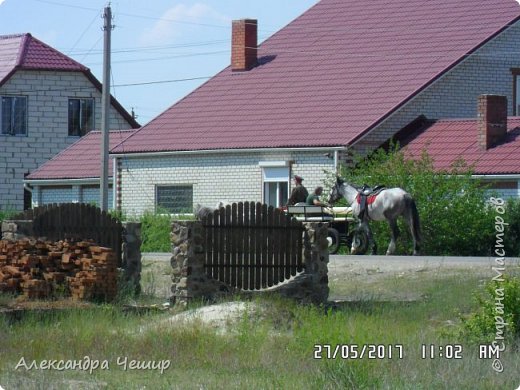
[287,175,309,205]
[307,186,326,206]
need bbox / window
[512,68,520,115]
[156,185,193,213]
[1,96,27,135]
[68,98,94,136]
[262,166,289,208]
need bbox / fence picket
[243,202,250,290]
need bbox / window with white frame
[1,96,27,135]
[68,98,94,136]
[262,166,289,208]
[156,185,193,214]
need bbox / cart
[284,205,369,254]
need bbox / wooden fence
[12,203,122,264]
[202,202,304,290]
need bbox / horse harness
[356,185,386,221]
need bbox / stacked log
[0,239,118,301]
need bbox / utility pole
[100,4,112,212]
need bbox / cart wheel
[327,228,340,254]
[352,228,369,255]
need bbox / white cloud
[0,0,5,5]
[139,3,229,45]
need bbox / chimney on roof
[231,19,257,71]
[477,94,507,150]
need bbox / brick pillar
[231,19,257,71]
[477,95,507,150]
[116,158,123,211]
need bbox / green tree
[330,145,496,256]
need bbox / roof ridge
[16,33,31,67]
[0,33,26,40]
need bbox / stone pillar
[302,222,330,303]
[121,222,142,295]
[1,220,34,240]
[170,220,231,306]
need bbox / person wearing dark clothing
[287,175,309,205]
[306,186,324,206]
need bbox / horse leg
[386,218,399,255]
[403,200,421,256]
[365,222,377,255]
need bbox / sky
[0,0,318,125]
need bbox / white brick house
[26,1,520,214]
[0,33,138,210]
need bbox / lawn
[0,263,518,389]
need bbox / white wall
[0,70,133,210]
[119,151,335,216]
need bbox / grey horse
[328,177,421,255]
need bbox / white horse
[328,177,421,255]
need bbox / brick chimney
[231,19,257,71]
[477,95,507,150]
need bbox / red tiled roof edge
[26,129,137,180]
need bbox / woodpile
[0,238,118,301]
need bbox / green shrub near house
[332,145,517,256]
[139,211,195,253]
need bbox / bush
[331,145,497,255]
[139,212,172,252]
[0,209,16,224]
[458,276,520,342]
[504,198,520,257]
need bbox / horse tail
[405,195,421,244]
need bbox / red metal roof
[403,118,520,174]
[0,33,87,85]
[112,0,520,154]
[26,130,136,180]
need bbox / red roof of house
[0,33,139,128]
[26,130,136,180]
[0,33,87,85]
[403,118,520,174]
[112,0,520,154]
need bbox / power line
[113,76,212,88]
[29,0,99,12]
[67,10,103,56]
[83,50,228,66]
[10,75,214,95]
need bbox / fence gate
[202,202,304,290]
[14,203,122,264]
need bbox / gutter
[111,146,347,159]
[471,174,520,180]
[23,178,113,186]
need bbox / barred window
[68,98,94,136]
[156,185,193,214]
[1,96,27,135]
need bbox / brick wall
[0,70,133,210]
[119,151,335,215]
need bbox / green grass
[0,271,519,389]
